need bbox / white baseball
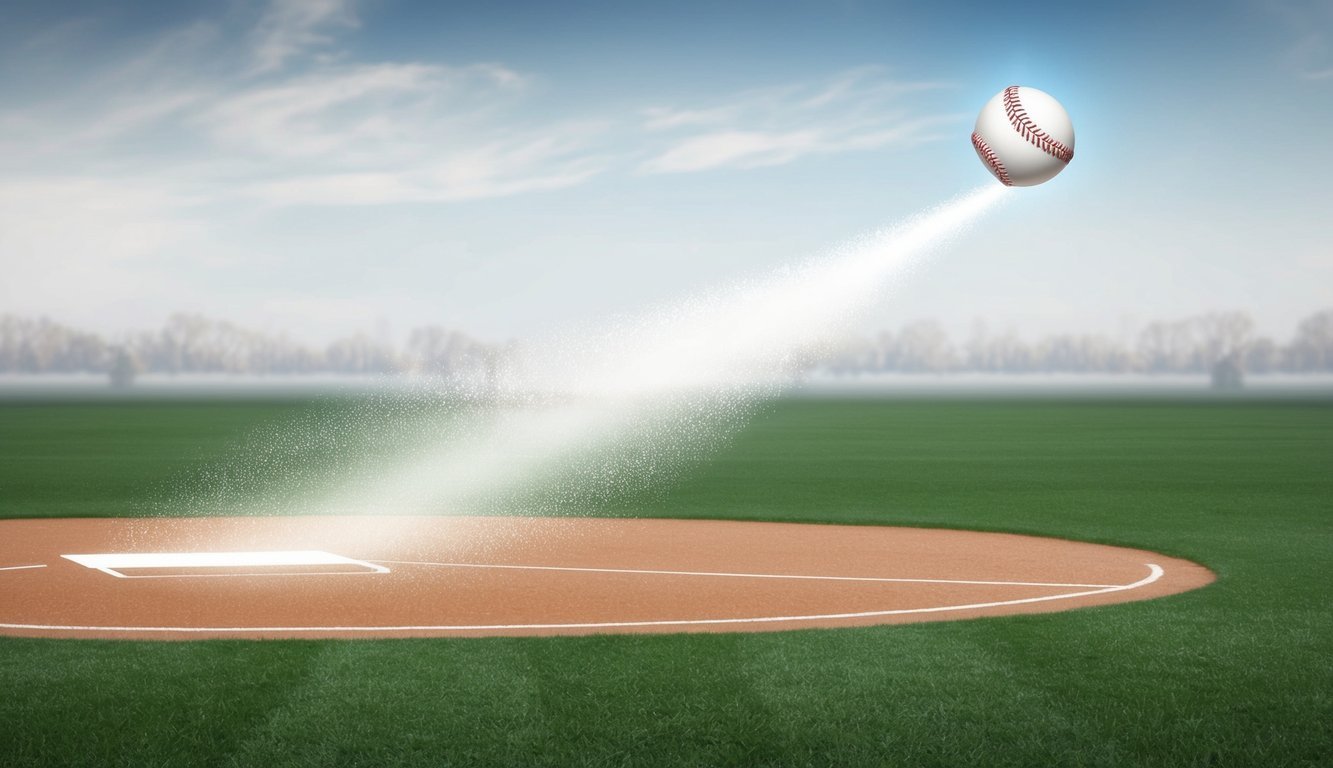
[971,86,1075,187]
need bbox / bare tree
[326,334,399,374]
[1138,319,1195,373]
[3,308,1331,378]
[406,326,502,383]
[894,320,955,373]
[1290,310,1333,372]
[1244,337,1282,373]
[1196,311,1254,368]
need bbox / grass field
[0,395,1330,766]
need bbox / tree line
[0,309,1330,381]
[813,309,1333,375]
[0,313,506,382]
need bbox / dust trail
[162,185,1008,537]
[289,184,1011,522]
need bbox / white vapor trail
[306,185,1011,518]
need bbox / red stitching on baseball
[971,132,1012,186]
[1002,85,1073,163]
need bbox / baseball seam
[1002,86,1073,163]
[971,132,1013,186]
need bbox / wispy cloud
[639,68,957,174]
[0,1,599,207]
[206,62,463,160]
[642,130,821,173]
[0,2,969,337]
[250,129,609,205]
[0,0,617,331]
[2,12,958,207]
[199,60,611,205]
[250,0,359,74]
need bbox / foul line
[0,564,1164,635]
[369,559,1119,589]
[0,564,46,572]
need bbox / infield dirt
[0,516,1213,639]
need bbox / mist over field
[3,307,1330,390]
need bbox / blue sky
[1,0,1329,344]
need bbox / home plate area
[62,550,391,579]
[0,515,1214,640]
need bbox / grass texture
[0,396,1329,767]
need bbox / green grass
[0,396,1330,767]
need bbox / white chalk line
[369,559,1119,589]
[0,564,1164,635]
[1,562,381,579]
[2,557,1120,588]
[61,550,390,579]
[102,570,387,580]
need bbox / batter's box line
[367,560,1121,589]
[0,564,46,572]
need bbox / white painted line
[61,550,389,579]
[0,564,1164,635]
[370,559,1119,589]
[103,571,391,580]
[0,564,46,572]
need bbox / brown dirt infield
[0,516,1213,640]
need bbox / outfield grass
[0,396,1329,766]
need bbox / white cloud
[642,105,736,131]
[205,62,452,160]
[0,3,608,330]
[1,11,584,207]
[202,60,528,165]
[249,157,599,205]
[249,150,604,206]
[250,0,359,74]
[642,130,820,173]
[199,62,601,206]
[639,68,957,174]
[0,6,973,338]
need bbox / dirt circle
[0,516,1213,640]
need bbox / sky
[1,0,1329,345]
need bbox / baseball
[971,86,1075,187]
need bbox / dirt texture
[0,516,1214,639]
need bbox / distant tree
[1138,319,1195,373]
[160,313,212,373]
[989,332,1036,373]
[1245,337,1282,373]
[2,308,1328,379]
[108,348,139,388]
[406,326,500,382]
[1211,354,1244,390]
[895,320,955,372]
[1196,311,1254,370]
[1289,310,1333,371]
[963,321,1038,373]
[1035,334,1130,373]
[325,334,399,374]
[865,330,892,371]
